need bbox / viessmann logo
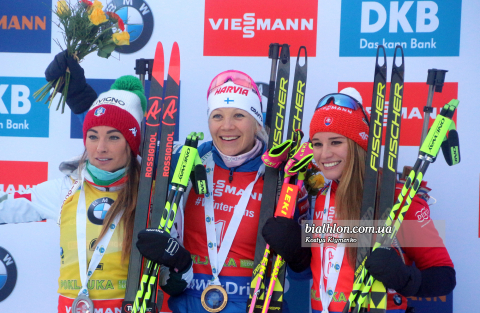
[0,161,48,194]
[338,82,458,147]
[204,0,318,56]
[339,0,461,57]
[0,0,51,53]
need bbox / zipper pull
[229,168,234,183]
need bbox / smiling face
[208,107,260,156]
[85,126,130,172]
[311,132,349,181]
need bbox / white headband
[207,81,263,125]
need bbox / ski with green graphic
[248,43,290,313]
[132,132,208,313]
[345,99,460,313]
[248,44,309,313]
[345,45,405,313]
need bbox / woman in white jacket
[0,74,146,313]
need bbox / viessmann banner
[204,0,318,56]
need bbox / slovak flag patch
[94,107,106,117]
[324,117,333,126]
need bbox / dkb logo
[339,0,461,56]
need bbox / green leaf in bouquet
[97,42,116,58]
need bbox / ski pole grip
[426,69,448,92]
[268,43,280,60]
[434,70,448,92]
[135,58,154,81]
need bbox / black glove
[137,228,192,273]
[366,247,421,296]
[45,51,97,114]
[262,216,311,273]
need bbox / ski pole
[349,100,460,312]
[420,69,448,145]
[132,132,208,313]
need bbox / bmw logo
[0,247,17,302]
[87,197,115,225]
[107,0,154,54]
[393,294,402,306]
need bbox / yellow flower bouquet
[33,0,130,112]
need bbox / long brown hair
[334,139,366,268]
[80,150,140,262]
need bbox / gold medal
[72,294,94,313]
[201,284,228,312]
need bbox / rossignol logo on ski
[145,133,157,178]
[0,247,17,302]
[145,98,162,126]
[106,0,154,54]
[162,97,178,126]
[274,78,288,145]
[162,132,175,177]
[203,0,317,56]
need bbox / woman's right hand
[262,216,311,272]
[137,228,192,273]
[45,51,97,114]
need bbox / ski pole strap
[284,142,313,177]
[420,99,459,158]
[262,140,293,168]
[441,124,460,166]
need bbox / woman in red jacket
[263,91,456,313]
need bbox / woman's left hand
[365,247,421,296]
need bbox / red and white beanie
[309,88,370,151]
[207,80,263,125]
[82,75,147,156]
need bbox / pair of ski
[247,43,308,313]
[121,42,207,313]
[344,46,460,313]
[254,132,314,313]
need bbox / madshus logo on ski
[204,0,317,56]
[339,0,461,56]
[88,197,115,225]
[105,0,154,54]
[0,247,17,302]
[337,82,458,146]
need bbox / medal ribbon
[76,170,123,297]
[319,185,345,313]
[204,155,265,286]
